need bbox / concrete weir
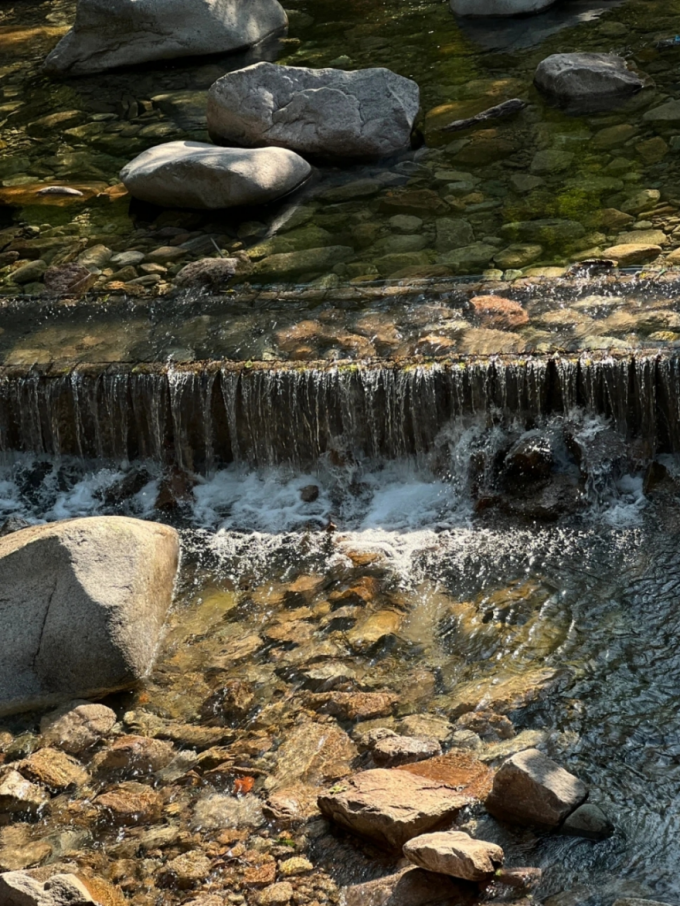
[0,353,678,469]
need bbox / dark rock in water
[43,263,97,296]
[502,431,554,484]
[300,484,320,502]
[442,98,527,133]
[495,867,543,893]
[485,748,588,828]
[343,866,478,906]
[155,468,197,510]
[562,802,614,840]
[534,53,648,113]
[0,517,30,538]
[495,473,584,522]
[101,466,152,506]
[455,711,515,742]
[174,257,241,289]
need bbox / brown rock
[403,830,504,881]
[201,679,255,720]
[95,781,162,826]
[398,751,493,801]
[174,257,239,288]
[0,769,50,814]
[329,577,381,608]
[447,667,562,718]
[158,851,212,889]
[308,691,398,721]
[283,575,326,606]
[601,243,661,266]
[0,831,52,871]
[17,747,88,791]
[91,735,175,775]
[264,621,315,645]
[372,735,442,767]
[43,263,96,296]
[318,768,471,850]
[243,862,277,887]
[259,882,294,905]
[300,484,320,502]
[485,748,587,828]
[40,701,117,754]
[347,610,403,651]
[344,866,477,906]
[455,711,515,742]
[469,296,529,330]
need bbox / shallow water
[3,0,680,292]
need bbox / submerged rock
[121,142,312,210]
[44,0,288,76]
[485,748,587,827]
[403,830,504,881]
[318,768,470,849]
[372,735,442,767]
[562,802,614,840]
[344,867,477,906]
[451,0,555,14]
[0,517,179,717]
[207,62,420,160]
[40,701,117,755]
[534,53,647,112]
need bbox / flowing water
[4,0,680,902]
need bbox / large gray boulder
[534,53,646,112]
[0,517,179,717]
[451,0,555,15]
[207,62,420,161]
[485,748,587,828]
[44,0,288,76]
[120,141,312,209]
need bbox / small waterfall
[0,355,679,469]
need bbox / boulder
[485,748,587,827]
[561,803,614,840]
[121,142,311,210]
[0,517,179,717]
[451,0,555,15]
[44,0,288,76]
[207,62,420,160]
[403,830,504,881]
[534,54,647,113]
[318,768,470,850]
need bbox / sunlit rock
[403,830,504,881]
[121,142,312,210]
[44,0,288,76]
[207,62,420,160]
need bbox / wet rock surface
[403,830,504,881]
[534,53,647,112]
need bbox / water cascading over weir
[2,278,680,469]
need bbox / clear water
[3,0,680,291]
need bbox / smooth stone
[207,62,420,160]
[175,258,240,288]
[616,229,667,247]
[643,99,680,123]
[620,189,661,215]
[389,214,424,233]
[530,149,574,174]
[438,243,496,272]
[0,770,50,815]
[10,260,47,284]
[253,246,353,278]
[485,748,587,828]
[451,0,555,14]
[372,735,442,767]
[534,53,646,112]
[344,867,476,906]
[110,250,145,268]
[0,517,179,717]
[403,830,504,881]
[44,0,288,75]
[318,768,470,850]
[562,803,614,840]
[493,244,542,269]
[120,142,312,209]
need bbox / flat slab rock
[44,0,288,75]
[403,830,504,882]
[344,866,478,906]
[317,768,470,850]
[485,748,587,828]
[0,517,179,717]
[207,62,420,161]
[120,141,312,209]
[534,53,647,112]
